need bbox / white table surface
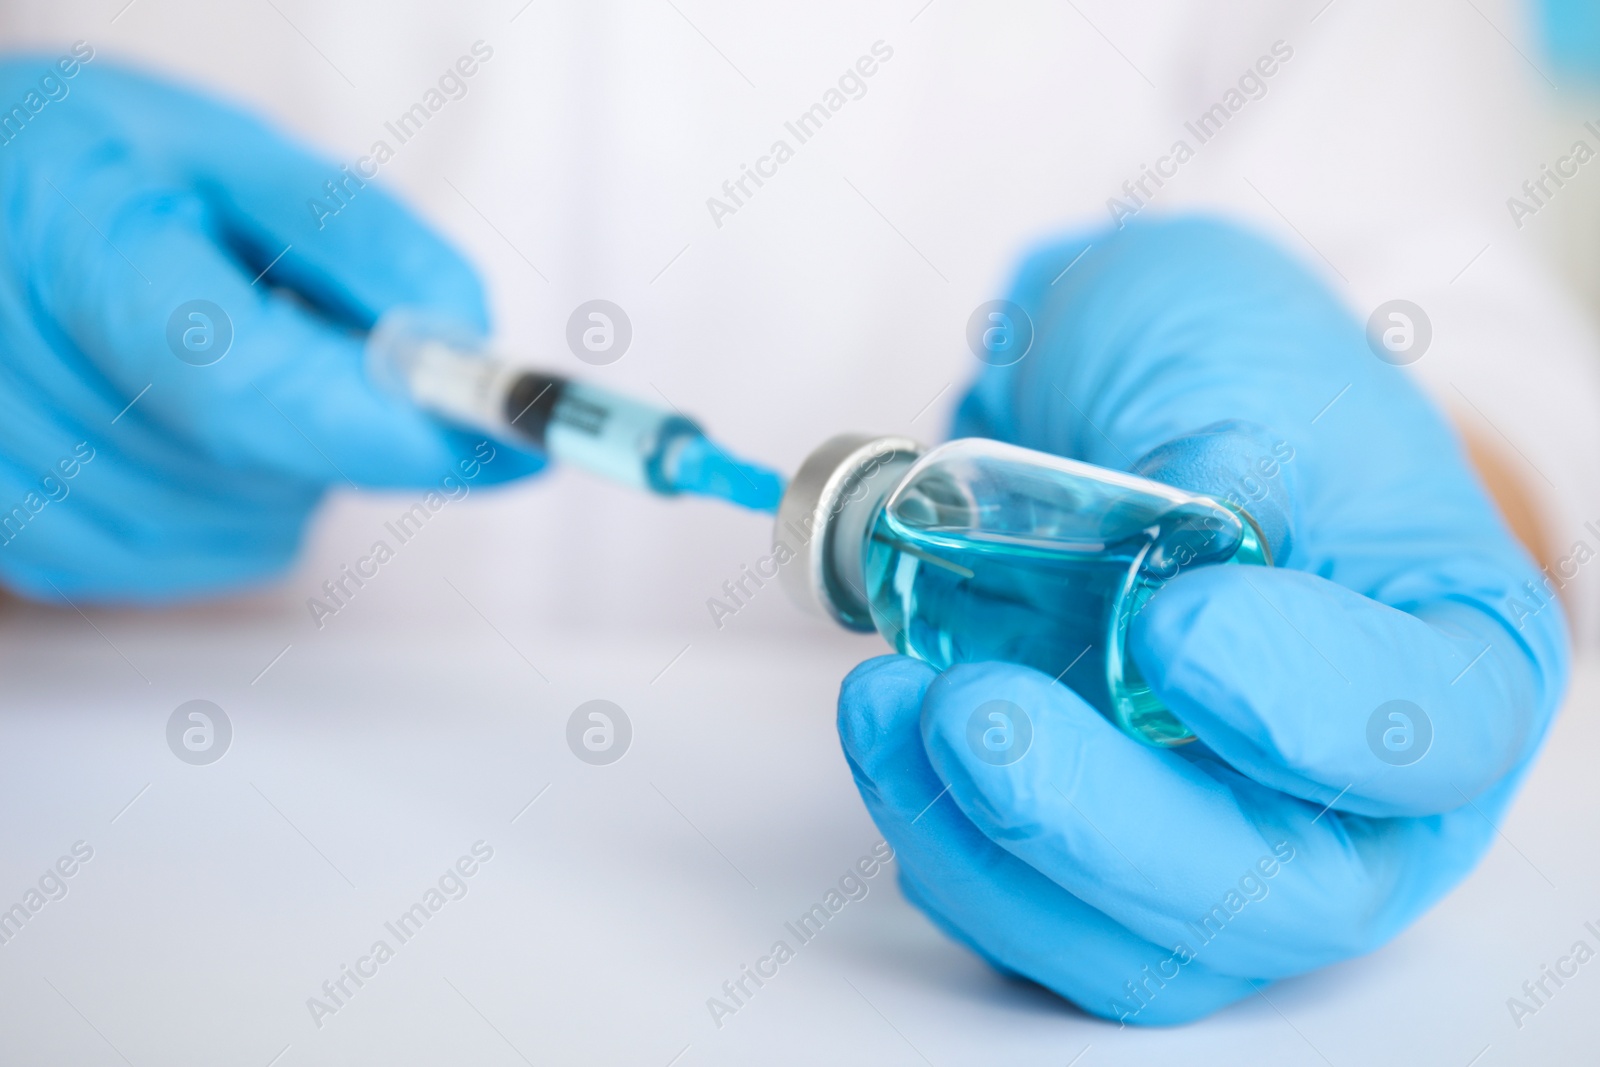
[0,606,1594,1067]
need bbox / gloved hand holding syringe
[367,310,786,514]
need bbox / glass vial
[776,435,1271,747]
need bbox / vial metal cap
[775,434,926,632]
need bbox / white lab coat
[5,0,1599,644]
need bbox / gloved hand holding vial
[829,219,1567,1024]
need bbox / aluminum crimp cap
[774,434,925,632]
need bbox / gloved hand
[0,54,538,602]
[838,217,1568,1023]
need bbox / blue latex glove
[0,55,538,602]
[838,217,1568,1023]
[1541,0,1600,84]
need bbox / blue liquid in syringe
[498,370,786,513]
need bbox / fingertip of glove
[1126,567,1254,703]
[840,653,937,703]
[1130,419,1297,565]
[837,655,938,765]
[1128,567,1369,767]
[922,660,1095,733]
[919,662,1104,841]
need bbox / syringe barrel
[368,316,700,495]
[509,375,699,494]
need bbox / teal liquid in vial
[847,439,1269,746]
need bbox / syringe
[367,311,784,512]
